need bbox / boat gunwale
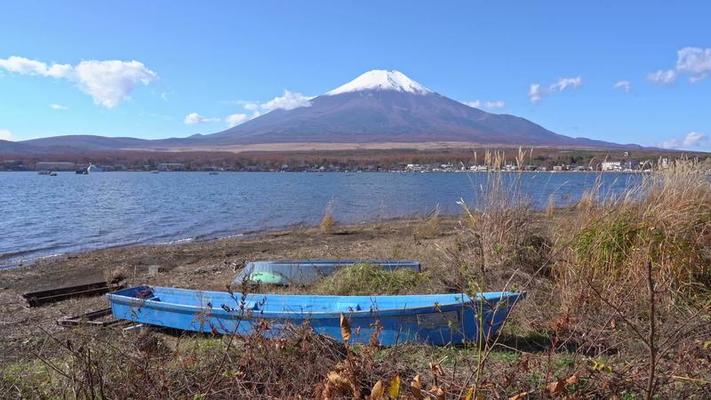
[107,286,523,320]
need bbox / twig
[645,261,657,400]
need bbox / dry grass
[413,206,441,240]
[313,264,435,295]
[320,200,336,234]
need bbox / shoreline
[0,215,431,270]
[0,216,459,361]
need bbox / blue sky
[0,1,710,150]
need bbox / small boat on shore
[107,286,523,346]
[233,259,421,286]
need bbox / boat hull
[107,286,523,346]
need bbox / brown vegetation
[2,146,708,172]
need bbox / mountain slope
[205,70,622,148]
[2,69,634,153]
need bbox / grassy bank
[1,166,710,399]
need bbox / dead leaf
[388,375,401,399]
[340,314,351,343]
[463,387,475,400]
[429,362,444,377]
[369,380,384,400]
[546,379,565,395]
[565,374,579,385]
[369,323,381,348]
[409,375,423,400]
[327,371,350,388]
[429,386,445,400]
[508,392,529,400]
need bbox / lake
[0,171,642,268]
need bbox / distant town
[1,147,709,173]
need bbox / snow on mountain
[326,69,432,95]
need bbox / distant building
[157,162,184,171]
[623,160,639,170]
[601,161,622,171]
[35,161,76,171]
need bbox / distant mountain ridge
[1,69,637,154]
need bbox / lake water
[0,171,642,268]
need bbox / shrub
[320,201,336,234]
[450,173,551,294]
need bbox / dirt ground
[0,217,460,364]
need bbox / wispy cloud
[0,56,71,78]
[613,80,631,93]
[648,47,711,85]
[184,112,220,125]
[549,76,582,92]
[224,90,314,127]
[676,47,711,82]
[528,84,543,104]
[464,99,506,110]
[647,69,676,85]
[225,113,251,128]
[659,131,707,149]
[260,90,312,112]
[0,55,157,108]
[0,128,13,141]
[528,76,582,103]
[49,103,68,110]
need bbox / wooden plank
[57,307,128,327]
[23,281,124,307]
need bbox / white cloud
[49,103,68,110]
[659,131,707,149]
[184,112,219,125]
[0,56,71,78]
[464,100,481,108]
[242,102,260,111]
[613,80,631,93]
[0,129,13,141]
[676,47,711,82]
[464,99,505,109]
[549,76,582,92]
[225,113,250,128]
[260,90,312,112]
[222,89,313,127]
[647,69,676,85]
[484,100,506,109]
[73,60,157,108]
[0,56,157,108]
[528,83,543,104]
[528,76,583,103]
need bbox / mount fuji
[2,69,630,154]
[203,70,621,148]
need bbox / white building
[601,161,622,171]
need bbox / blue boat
[107,286,523,346]
[233,259,421,286]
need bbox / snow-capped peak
[326,70,432,95]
